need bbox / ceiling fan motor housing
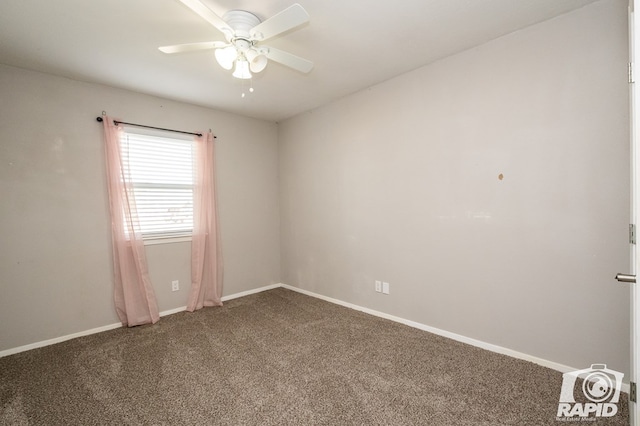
[220,9,268,75]
[223,10,261,42]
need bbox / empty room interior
[0,0,635,424]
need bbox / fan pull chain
[241,79,255,98]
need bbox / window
[120,129,195,241]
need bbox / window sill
[143,236,192,246]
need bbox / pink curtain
[102,116,160,326]
[187,132,223,311]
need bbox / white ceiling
[0,0,601,122]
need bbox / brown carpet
[0,288,629,425]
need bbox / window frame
[119,126,195,245]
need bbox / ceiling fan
[159,0,313,79]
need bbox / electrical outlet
[171,280,179,292]
[382,282,390,295]
[375,280,382,293]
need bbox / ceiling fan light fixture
[215,46,237,70]
[232,59,252,79]
[246,49,268,73]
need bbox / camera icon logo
[557,364,624,419]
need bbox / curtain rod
[96,116,214,138]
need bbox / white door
[621,1,640,424]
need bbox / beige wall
[0,64,281,351]
[279,0,631,375]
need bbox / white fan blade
[159,41,228,54]
[177,0,231,35]
[250,3,309,41]
[263,46,313,73]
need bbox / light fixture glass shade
[246,49,268,73]
[232,60,252,79]
[215,46,237,70]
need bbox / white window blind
[120,131,194,240]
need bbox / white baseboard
[157,283,283,317]
[1,282,630,395]
[159,306,187,316]
[221,283,282,302]
[0,283,282,359]
[278,283,631,395]
[0,322,124,358]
